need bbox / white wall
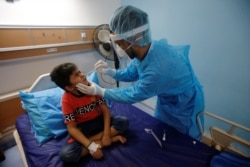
[0,51,100,95]
[0,0,120,96]
[0,0,120,26]
[121,0,250,129]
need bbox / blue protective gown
[104,39,204,140]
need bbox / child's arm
[66,121,91,147]
[66,122,103,159]
[100,104,112,146]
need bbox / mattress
[16,101,219,167]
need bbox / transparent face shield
[109,24,149,59]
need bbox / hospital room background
[0,0,249,163]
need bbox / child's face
[67,69,89,95]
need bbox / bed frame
[13,73,249,167]
[197,112,250,158]
[14,73,57,167]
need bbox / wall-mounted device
[81,31,87,40]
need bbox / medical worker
[77,5,204,140]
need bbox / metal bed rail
[197,111,250,157]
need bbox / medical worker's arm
[113,62,139,82]
[77,72,157,103]
[104,67,160,103]
[77,66,159,103]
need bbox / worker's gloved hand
[76,82,105,96]
[94,60,116,77]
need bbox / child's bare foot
[112,135,127,144]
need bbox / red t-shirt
[62,92,106,124]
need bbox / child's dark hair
[50,63,77,90]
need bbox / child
[50,62,129,163]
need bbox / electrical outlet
[81,31,87,40]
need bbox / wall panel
[31,29,66,45]
[0,29,33,47]
[0,26,96,61]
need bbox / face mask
[110,34,124,58]
[110,34,142,60]
[115,44,131,59]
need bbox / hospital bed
[13,73,249,167]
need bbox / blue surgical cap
[109,5,151,47]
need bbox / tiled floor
[0,145,24,167]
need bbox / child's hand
[88,141,103,159]
[101,135,112,147]
[91,148,103,160]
